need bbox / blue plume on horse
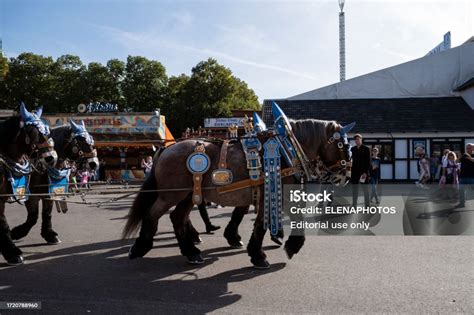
[69,119,81,133]
[271,101,292,136]
[70,119,94,145]
[35,105,43,118]
[253,112,267,133]
[19,102,49,135]
[340,122,356,135]
[20,102,34,122]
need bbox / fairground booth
[185,109,261,139]
[42,109,175,181]
[264,38,474,181]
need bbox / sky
[1,0,473,102]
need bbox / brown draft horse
[11,120,98,245]
[0,104,57,265]
[123,119,353,269]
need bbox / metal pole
[339,0,346,82]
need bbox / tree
[2,53,57,110]
[162,74,190,134]
[83,61,123,105]
[170,58,260,133]
[54,55,86,112]
[122,56,168,112]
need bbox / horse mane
[0,116,21,149]
[50,125,73,158]
[290,118,339,154]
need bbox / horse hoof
[6,255,24,266]
[205,224,221,233]
[270,236,283,246]
[284,246,295,260]
[251,258,270,269]
[228,240,244,249]
[193,236,203,245]
[187,254,204,265]
[128,244,150,259]
[45,235,62,245]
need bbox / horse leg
[224,206,249,248]
[40,198,61,245]
[170,195,203,264]
[284,205,305,259]
[128,197,172,259]
[10,198,40,241]
[0,202,24,265]
[185,217,202,244]
[247,196,270,269]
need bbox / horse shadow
[0,239,285,313]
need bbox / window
[365,141,393,163]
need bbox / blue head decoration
[340,122,356,135]
[70,119,94,145]
[20,102,50,136]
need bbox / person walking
[369,147,381,204]
[351,134,371,207]
[440,151,460,186]
[197,200,221,234]
[456,143,474,208]
[142,156,153,179]
[416,149,430,189]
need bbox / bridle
[311,126,352,185]
[20,120,58,169]
[64,133,98,168]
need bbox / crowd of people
[351,134,474,208]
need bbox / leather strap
[218,140,230,169]
[192,174,203,204]
[217,167,296,194]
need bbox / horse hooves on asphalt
[227,240,244,249]
[284,246,295,260]
[251,258,270,269]
[5,254,24,266]
[270,236,283,246]
[128,244,151,260]
[44,235,62,245]
[187,254,204,265]
[193,236,203,245]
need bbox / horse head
[19,102,57,167]
[69,119,98,170]
[291,119,354,186]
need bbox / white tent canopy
[289,39,474,108]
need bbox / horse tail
[122,148,164,239]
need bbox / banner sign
[78,102,118,113]
[204,118,243,128]
[426,32,451,56]
[42,113,165,138]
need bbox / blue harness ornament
[186,142,211,204]
[263,138,283,236]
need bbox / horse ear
[69,119,79,132]
[341,122,356,134]
[20,102,30,120]
[35,105,43,118]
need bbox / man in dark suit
[351,134,371,207]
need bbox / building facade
[264,38,474,181]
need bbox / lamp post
[339,0,346,82]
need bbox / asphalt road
[0,191,472,314]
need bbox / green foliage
[122,56,167,112]
[0,54,260,134]
[161,58,260,134]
